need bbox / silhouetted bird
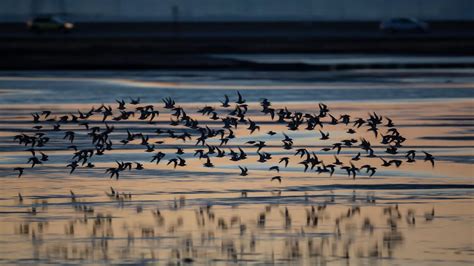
[269,166,280,172]
[203,157,214,168]
[271,176,282,183]
[14,167,24,178]
[423,151,435,167]
[220,95,230,107]
[239,166,248,176]
[236,91,246,104]
[279,157,290,167]
[319,130,329,140]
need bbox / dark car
[26,16,74,32]
[380,18,429,33]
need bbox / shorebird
[406,150,416,162]
[247,119,260,134]
[352,152,361,161]
[220,95,230,107]
[10,92,436,182]
[203,157,214,168]
[116,99,126,110]
[385,117,395,127]
[130,97,140,105]
[14,167,24,178]
[361,165,377,177]
[271,176,282,183]
[341,163,359,179]
[67,161,78,174]
[27,157,42,168]
[135,162,144,170]
[39,152,48,161]
[279,157,290,167]
[333,156,343,165]
[162,97,176,109]
[269,166,280,172]
[238,166,248,176]
[423,151,435,167]
[319,130,329,140]
[236,91,246,104]
[424,207,435,221]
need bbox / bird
[423,151,435,167]
[405,150,416,162]
[352,152,361,161]
[319,130,329,140]
[236,91,246,104]
[424,207,435,221]
[238,166,248,176]
[27,157,42,168]
[269,166,280,172]
[328,114,338,125]
[333,156,343,165]
[340,114,350,125]
[39,152,48,161]
[332,143,342,154]
[247,119,260,134]
[347,128,356,134]
[135,162,144,170]
[279,157,290,167]
[360,165,377,177]
[389,159,403,167]
[385,117,395,127]
[10,92,435,185]
[67,161,78,174]
[167,158,178,168]
[129,97,140,105]
[151,152,166,164]
[116,99,126,110]
[162,97,176,109]
[220,95,230,107]
[14,167,24,178]
[341,163,359,179]
[203,157,214,168]
[271,176,282,183]
[299,161,309,172]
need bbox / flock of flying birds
[12,91,435,182]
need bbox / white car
[380,18,429,33]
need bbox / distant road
[1,21,473,39]
[0,21,473,69]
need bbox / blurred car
[26,16,74,33]
[380,18,429,33]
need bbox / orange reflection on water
[0,96,473,264]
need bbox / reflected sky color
[0,69,472,264]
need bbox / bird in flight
[14,167,24,178]
[423,151,435,167]
[271,176,282,183]
[239,166,248,176]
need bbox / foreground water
[0,69,473,265]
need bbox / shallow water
[0,69,473,265]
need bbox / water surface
[0,69,472,265]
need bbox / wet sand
[0,69,472,264]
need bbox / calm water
[0,69,473,265]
